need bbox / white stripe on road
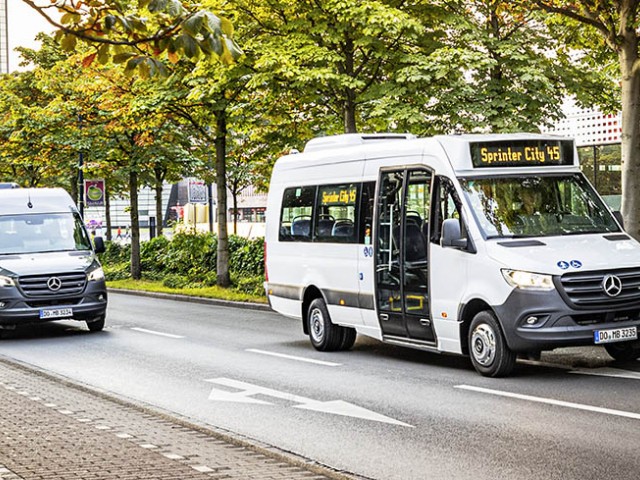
[131,327,185,339]
[570,367,640,380]
[456,385,640,421]
[246,348,342,366]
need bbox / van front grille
[558,268,640,309]
[18,272,87,297]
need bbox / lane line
[456,384,640,421]
[130,327,185,339]
[570,367,640,380]
[246,348,342,366]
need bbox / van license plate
[39,308,73,319]
[594,327,637,344]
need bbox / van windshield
[0,213,92,254]
[459,174,620,238]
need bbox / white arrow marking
[204,377,413,427]
[570,367,640,380]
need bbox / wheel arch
[301,285,325,335]
[458,298,494,355]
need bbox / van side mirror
[613,210,624,230]
[93,236,106,254]
[442,218,468,249]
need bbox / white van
[0,188,107,334]
[264,133,640,377]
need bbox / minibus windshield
[0,213,92,254]
[460,174,620,238]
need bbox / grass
[107,279,268,304]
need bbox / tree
[21,0,242,75]
[533,1,640,238]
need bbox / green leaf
[148,0,168,14]
[183,13,204,36]
[60,34,77,51]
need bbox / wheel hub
[310,308,325,342]
[471,324,496,366]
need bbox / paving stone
[0,360,359,480]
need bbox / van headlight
[87,267,105,282]
[501,269,554,291]
[0,275,15,287]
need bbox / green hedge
[99,232,265,295]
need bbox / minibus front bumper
[0,282,107,327]
[493,287,640,352]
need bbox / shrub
[233,274,266,297]
[140,236,170,274]
[99,240,130,265]
[103,263,131,281]
[229,236,265,277]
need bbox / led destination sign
[320,186,357,206]
[470,140,574,168]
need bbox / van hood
[0,251,95,276]
[485,234,640,275]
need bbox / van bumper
[493,288,640,352]
[0,283,108,326]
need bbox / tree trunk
[619,35,640,240]
[155,179,164,237]
[343,89,357,133]
[215,111,231,287]
[233,185,238,235]
[105,185,112,241]
[129,169,142,279]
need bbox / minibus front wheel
[469,311,516,377]
[604,341,640,362]
[307,298,355,351]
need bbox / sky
[7,0,55,71]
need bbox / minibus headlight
[0,275,15,287]
[88,267,105,282]
[501,269,554,291]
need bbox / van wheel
[339,327,357,351]
[307,298,343,351]
[604,341,640,362]
[468,311,516,377]
[86,316,105,333]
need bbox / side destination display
[470,139,575,168]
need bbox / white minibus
[264,133,640,376]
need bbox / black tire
[339,327,357,351]
[468,311,516,377]
[86,316,105,333]
[307,298,343,351]
[605,341,640,362]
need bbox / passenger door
[374,168,434,342]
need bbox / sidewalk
[0,359,358,480]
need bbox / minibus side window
[314,183,359,243]
[358,182,375,245]
[279,186,316,242]
[432,176,465,244]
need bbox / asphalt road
[1,292,639,480]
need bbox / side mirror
[442,218,468,249]
[93,236,106,254]
[613,210,624,230]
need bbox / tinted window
[279,186,316,241]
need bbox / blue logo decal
[570,260,582,269]
[363,246,373,257]
[557,261,570,270]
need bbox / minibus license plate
[39,308,73,319]
[594,327,637,344]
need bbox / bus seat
[317,218,335,237]
[405,223,427,263]
[332,220,354,237]
[291,218,311,237]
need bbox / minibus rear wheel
[307,298,345,351]
[468,311,516,377]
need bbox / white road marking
[246,348,342,366]
[570,367,640,380]
[456,385,640,420]
[205,377,413,427]
[130,327,184,339]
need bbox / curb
[108,287,273,312]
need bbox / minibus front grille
[558,268,640,309]
[18,273,87,298]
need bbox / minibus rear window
[460,174,620,238]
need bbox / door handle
[380,314,389,321]
[419,318,431,327]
